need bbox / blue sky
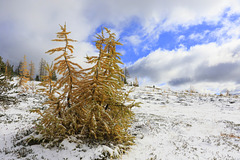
[90,17,225,65]
[119,21,222,62]
[1,0,240,93]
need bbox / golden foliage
[4,60,9,80]
[37,23,83,141]
[38,63,55,98]
[29,61,35,81]
[36,25,139,147]
[19,55,29,88]
[74,27,138,143]
[45,23,82,108]
[221,133,240,139]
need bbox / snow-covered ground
[124,86,240,159]
[0,84,240,159]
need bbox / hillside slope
[0,84,240,159]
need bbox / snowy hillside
[124,86,240,159]
[1,84,240,159]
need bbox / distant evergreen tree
[35,75,40,81]
[0,56,7,91]
[15,61,23,76]
[226,90,230,96]
[0,58,14,93]
[123,67,130,84]
[39,58,47,81]
[133,77,139,87]
[5,60,9,80]
[29,61,35,81]
[0,56,6,74]
[6,60,14,80]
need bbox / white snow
[0,83,240,159]
[123,86,240,160]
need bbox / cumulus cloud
[177,35,185,42]
[169,77,192,86]
[1,0,239,62]
[1,0,240,92]
[194,62,240,82]
[0,0,94,69]
[189,30,210,41]
[125,35,142,46]
[128,39,240,90]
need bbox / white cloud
[0,0,94,69]
[72,42,98,68]
[189,30,210,41]
[177,35,185,42]
[210,17,240,43]
[128,39,240,90]
[125,35,142,46]
[1,0,240,89]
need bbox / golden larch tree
[19,55,29,87]
[46,23,82,108]
[36,23,84,140]
[29,61,35,81]
[34,25,139,148]
[5,60,9,80]
[38,63,55,96]
[4,60,13,80]
[75,27,138,143]
[133,77,139,87]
